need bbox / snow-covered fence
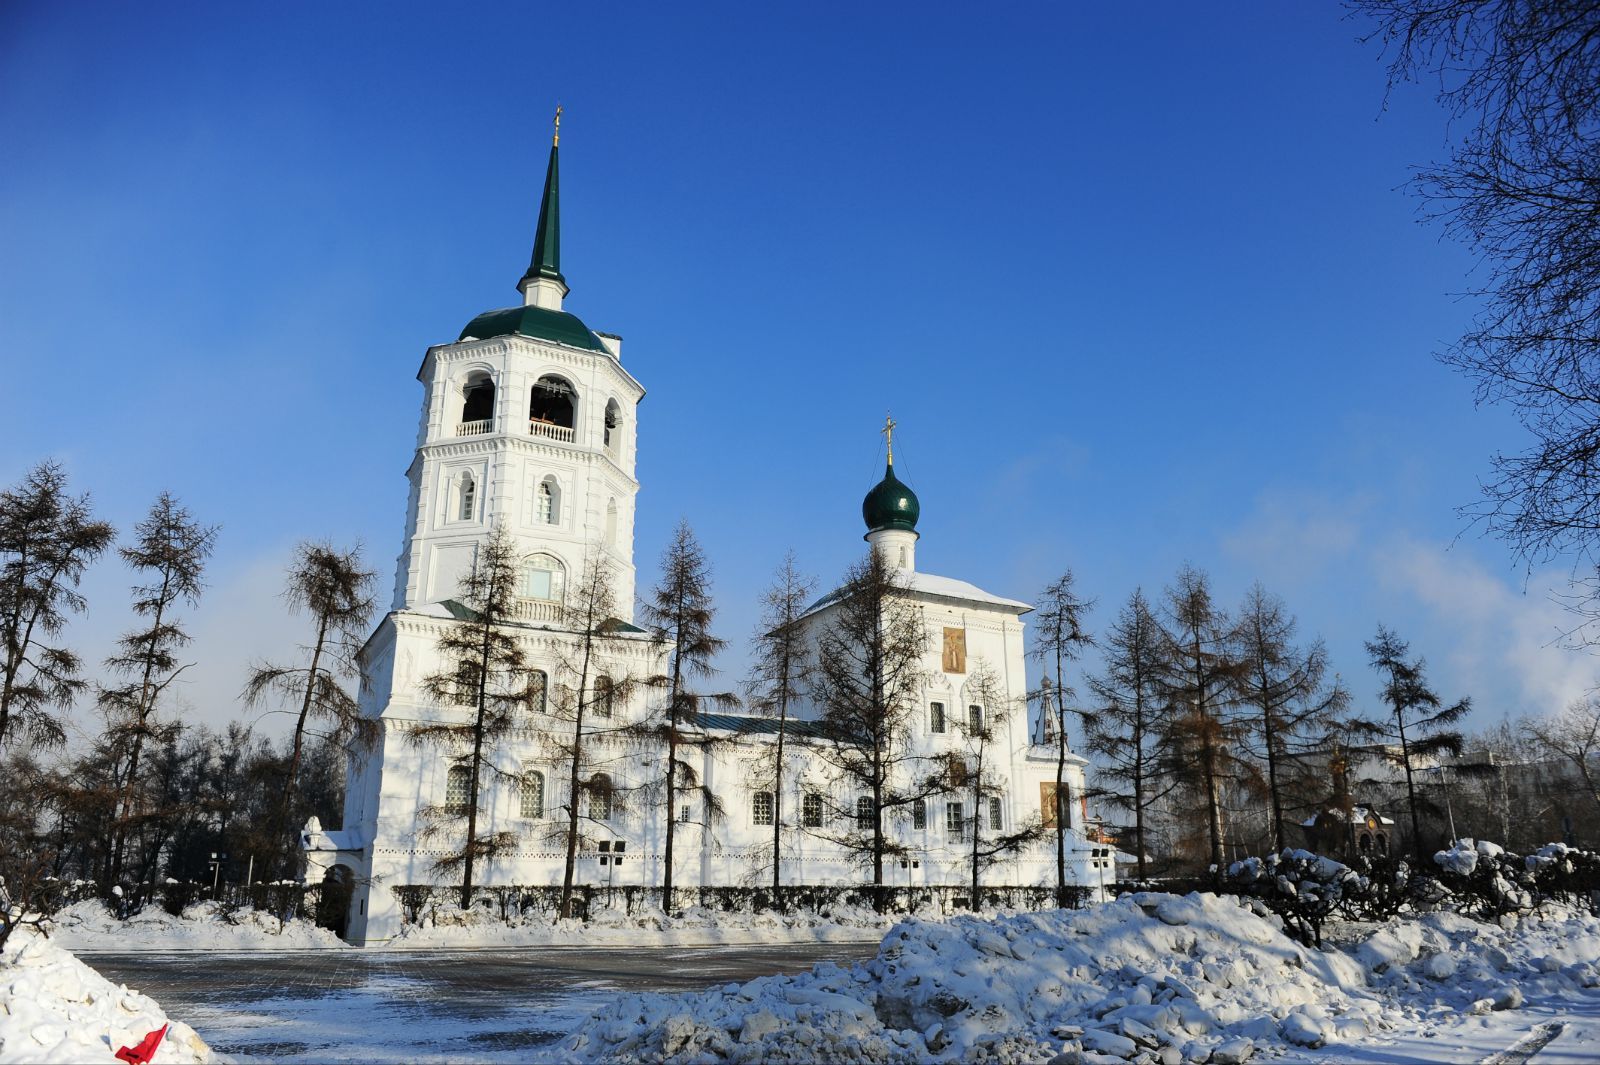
[389,882,1094,926]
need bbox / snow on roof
[802,570,1031,618]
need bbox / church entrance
[316,864,355,941]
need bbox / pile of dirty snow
[560,891,1600,1064]
[0,928,212,1063]
[390,899,898,948]
[50,898,349,952]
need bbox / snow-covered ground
[560,891,1600,1064]
[49,899,350,953]
[386,900,897,949]
[0,929,213,1064]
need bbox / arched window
[529,375,576,436]
[802,793,824,828]
[605,499,618,546]
[520,553,565,601]
[595,675,615,718]
[459,374,495,433]
[589,773,613,822]
[536,477,560,525]
[520,768,545,819]
[444,765,471,813]
[855,796,873,830]
[453,660,481,706]
[529,669,548,713]
[752,791,774,826]
[988,797,1002,831]
[930,702,946,734]
[457,471,477,522]
[913,799,927,831]
[603,398,622,453]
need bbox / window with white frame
[930,702,945,734]
[946,801,965,840]
[802,792,823,828]
[536,477,559,525]
[595,675,615,717]
[968,704,984,734]
[457,471,477,522]
[521,553,565,601]
[589,774,613,822]
[445,765,471,813]
[520,768,545,819]
[453,660,481,706]
[913,799,926,830]
[855,796,873,830]
[529,669,548,712]
[752,791,774,826]
[988,796,1002,831]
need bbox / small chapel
[305,120,1114,944]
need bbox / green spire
[521,111,566,291]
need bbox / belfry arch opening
[603,398,623,454]
[530,375,576,439]
[460,373,495,431]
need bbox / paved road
[83,943,880,1062]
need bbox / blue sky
[1,1,1587,744]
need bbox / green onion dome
[862,462,920,533]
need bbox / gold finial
[553,104,562,147]
[882,412,897,466]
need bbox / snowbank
[50,899,350,953]
[559,891,1600,1063]
[0,929,212,1064]
[388,900,898,949]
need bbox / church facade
[308,128,1111,944]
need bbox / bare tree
[99,493,217,888]
[1234,582,1350,852]
[1030,570,1094,905]
[746,553,815,910]
[546,554,638,919]
[409,526,539,909]
[637,522,736,911]
[1360,625,1473,861]
[1523,694,1600,820]
[950,658,1045,908]
[0,462,115,749]
[1353,2,1600,570]
[1155,565,1244,873]
[243,541,377,876]
[809,549,935,909]
[1086,588,1173,880]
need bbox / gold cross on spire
[553,104,563,147]
[882,412,897,465]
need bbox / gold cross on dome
[553,104,563,146]
[882,412,897,465]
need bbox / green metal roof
[862,461,920,532]
[521,142,565,289]
[458,305,611,352]
[692,711,840,741]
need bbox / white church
[306,123,1113,944]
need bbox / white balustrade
[511,597,563,622]
[456,419,494,437]
[529,419,576,443]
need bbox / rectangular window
[946,802,965,841]
[930,702,945,734]
[968,705,984,734]
[988,797,1002,832]
[679,804,692,823]
[591,789,612,822]
[913,800,926,831]
[520,768,545,819]
[802,793,823,828]
[445,765,471,813]
[752,791,774,826]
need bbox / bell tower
[391,113,646,623]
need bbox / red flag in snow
[115,1023,168,1065]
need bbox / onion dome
[862,461,920,533]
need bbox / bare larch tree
[410,525,539,909]
[0,461,115,750]
[746,552,815,910]
[242,540,377,877]
[99,492,217,889]
[1029,569,1094,904]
